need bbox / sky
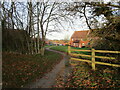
[2,0,113,40]
[46,16,90,40]
[2,1,90,40]
[46,14,108,40]
[46,0,112,40]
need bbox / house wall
[70,30,94,48]
[73,43,79,47]
[70,38,79,47]
[79,40,90,48]
[79,43,82,48]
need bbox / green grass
[71,47,91,55]
[51,46,91,60]
[2,50,62,88]
[50,46,69,53]
[44,45,53,48]
[51,46,91,53]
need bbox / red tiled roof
[71,30,90,39]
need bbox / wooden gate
[68,46,120,70]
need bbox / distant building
[49,40,69,46]
[70,30,91,48]
[45,40,50,45]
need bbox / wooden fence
[68,46,120,70]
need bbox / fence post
[92,48,95,70]
[68,46,71,64]
[68,46,71,54]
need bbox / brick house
[70,30,91,48]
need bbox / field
[2,50,62,88]
[51,46,91,60]
[50,46,90,53]
[50,46,69,53]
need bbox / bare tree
[1,1,75,55]
[37,2,72,55]
[64,34,70,43]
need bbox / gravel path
[24,47,72,88]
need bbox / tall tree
[37,2,72,55]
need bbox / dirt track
[24,47,72,88]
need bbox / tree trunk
[83,3,92,30]
[11,2,14,29]
[27,40,30,54]
[37,2,40,53]
[41,36,45,56]
[27,2,34,54]
[41,46,45,56]
[34,31,37,54]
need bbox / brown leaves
[3,51,62,88]
[63,62,120,88]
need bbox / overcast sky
[46,8,102,40]
[46,17,90,40]
[46,0,112,40]
[2,0,115,40]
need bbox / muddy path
[24,47,72,88]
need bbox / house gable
[71,30,90,41]
[70,30,90,48]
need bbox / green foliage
[91,2,120,51]
[65,44,69,46]
[91,17,120,51]
[93,4,113,17]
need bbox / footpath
[24,47,72,88]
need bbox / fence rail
[68,46,120,70]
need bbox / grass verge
[2,50,62,88]
[50,46,69,53]
[50,46,91,60]
[50,46,90,53]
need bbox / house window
[82,43,85,46]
